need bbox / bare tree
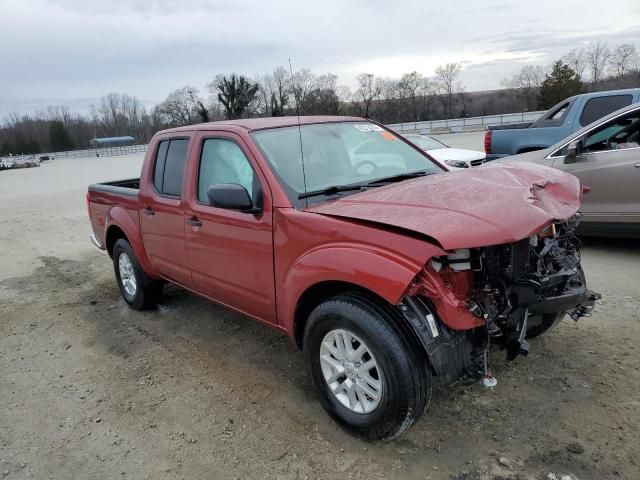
[435,63,462,118]
[305,73,342,114]
[156,86,203,126]
[585,39,610,85]
[501,64,545,110]
[563,48,587,79]
[397,71,424,121]
[376,78,400,123]
[257,66,292,117]
[96,93,147,137]
[611,44,638,78]
[633,47,640,86]
[291,68,317,114]
[418,77,436,120]
[354,73,382,118]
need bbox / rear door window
[579,95,633,127]
[153,141,169,192]
[152,139,189,197]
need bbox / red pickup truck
[88,116,599,440]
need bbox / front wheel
[303,293,431,440]
[112,239,162,310]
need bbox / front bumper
[528,285,599,315]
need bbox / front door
[184,132,277,325]
[139,137,193,287]
[554,108,640,224]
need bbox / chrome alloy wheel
[118,252,137,297]
[319,329,383,414]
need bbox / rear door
[553,108,640,224]
[184,131,277,325]
[139,136,193,287]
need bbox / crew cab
[88,116,599,440]
[485,88,640,160]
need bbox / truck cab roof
[157,115,366,135]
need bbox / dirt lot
[1,142,639,480]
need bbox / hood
[305,162,582,250]
[428,148,486,162]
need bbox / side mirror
[207,184,259,213]
[564,141,582,164]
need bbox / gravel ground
[1,139,638,480]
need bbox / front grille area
[503,239,531,280]
[470,159,485,167]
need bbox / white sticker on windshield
[354,124,383,132]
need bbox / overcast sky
[1,0,639,117]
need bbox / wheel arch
[293,281,390,349]
[281,244,426,349]
[105,225,127,257]
[105,207,158,278]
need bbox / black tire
[112,238,162,310]
[303,292,431,440]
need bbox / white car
[404,134,486,170]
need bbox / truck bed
[488,122,532,131]
[88,178,140,196]
[87,178,141,251]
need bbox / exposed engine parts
[401,215,601,385]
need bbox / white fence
[42,144,148,159]
[388,111,545,134]
[0,144,148,163]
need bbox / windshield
[252,122,442,205]
[406,135,448,151]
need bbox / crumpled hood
[305,162,582,250]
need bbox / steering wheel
[606,134,619,150]
[354,160,379,176]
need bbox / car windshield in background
[252,122,442,204]
[407,135,448,151]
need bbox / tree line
[1,39,639,156]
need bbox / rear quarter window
[579,95,633,127]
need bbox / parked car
[503,102,640,237]
[403,134,486,170]
[87,116,599,440]
[485,88,640,160]
[0,159,14,171]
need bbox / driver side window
[583,110,640,154]
[197,139,255,203]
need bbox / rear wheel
[303,293,431,440]
[112,239,162,310]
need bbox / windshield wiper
[366,170,431,185]
[298,184,368,199]
[298,170,432,200]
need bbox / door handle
[634,162,640,169]
[186,216,203,227]
[142,207,155,216]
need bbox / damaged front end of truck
[307,161,602,387]
[400,214,601,385]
